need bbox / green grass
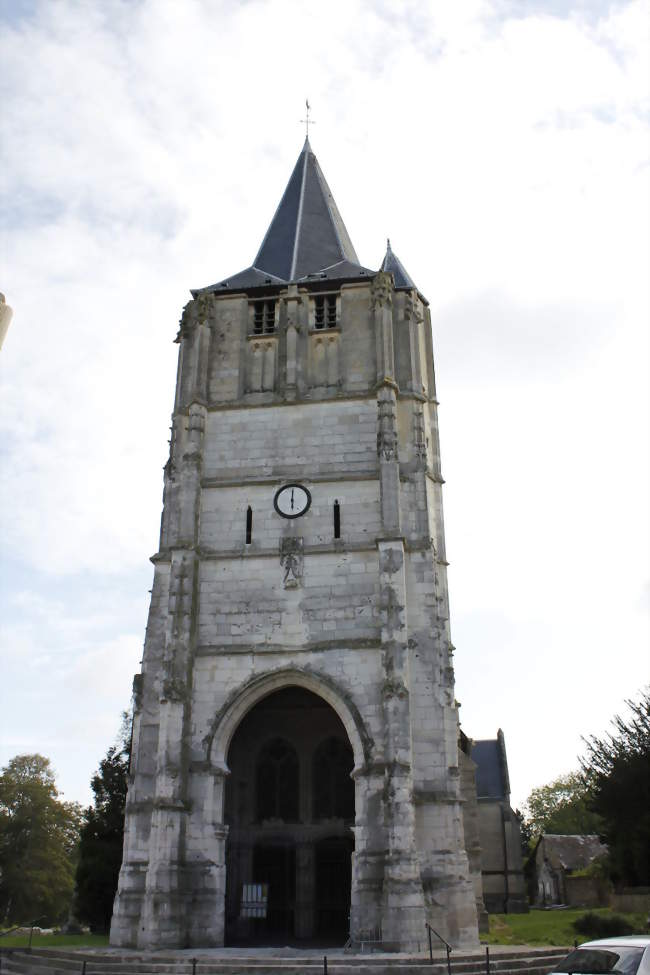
[1,911,647,951]
[484,908,648,947]
[0,933,109,949]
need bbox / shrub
[573,911,635,938]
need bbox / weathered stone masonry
[110,140,483,951]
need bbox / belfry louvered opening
[253,300,276,334]
[314,294,337,330]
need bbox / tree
[580,688,650,886]
[514,807,534,858]
[0,754,82,925]
[74,715,131,933]
[523,772,602,838]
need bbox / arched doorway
[224,686,355,946]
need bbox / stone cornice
[246,331,278,343]
[195,637,382,657]
[170,387,439,416]
[151,535,436,564]
[413,788,462,805]
[126,798,191,814]
[200,470,440,489]
[201,470,378,488]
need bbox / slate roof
[194,139,375,295]
[471,730,511,800]
[539,834,608,871]
[380,239,418,290]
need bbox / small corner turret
[380,238,421,295]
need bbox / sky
[0,0,648,813]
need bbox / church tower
[110,139,481,951]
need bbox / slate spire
[195,140,372,294]
[380,238,418,290]
[254,138,360,281]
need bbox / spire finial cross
[300,99,315,140]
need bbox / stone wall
[610,888,650,913]
[478,802,528,913]
[202,399,378,481]
[565,875,609,907]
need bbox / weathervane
[300,99,316,139]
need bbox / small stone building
[534,834,608,906]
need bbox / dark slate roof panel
[254,150,305,281]
[192,266,285,296]
[380,239,418,290]
[471,740,505,799]
[297,259,376,281]
[291,146,359,279]
[541,834,608,870]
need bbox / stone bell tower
[110,139,481,951]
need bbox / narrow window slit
[246,506,252,544]
[333,500,341,539]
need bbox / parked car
[550,938,650,975]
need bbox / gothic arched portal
[224,686,355,945]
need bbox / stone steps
[0,966,564,975]
[0,947,570,975]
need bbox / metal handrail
[425,921,452,975]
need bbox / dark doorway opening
[253,844,296,942]
[224,686,355,946]
[316,837,353,938]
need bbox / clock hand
[291,489,294,510]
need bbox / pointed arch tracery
[255,736,299,822]
[203,666,373,773]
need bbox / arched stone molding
[203,666,374,773]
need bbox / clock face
[274,483,311,519]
